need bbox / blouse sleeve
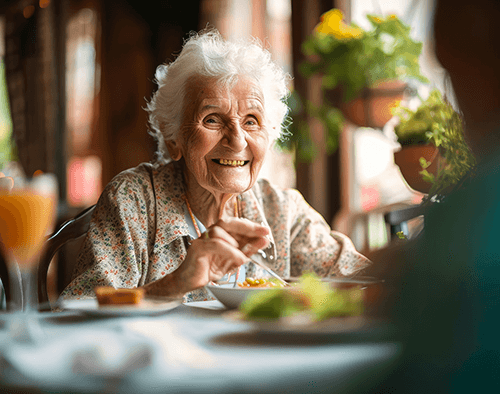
[60,170,156,299]
[286,189,371,277]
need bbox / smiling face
[166,76,270,198]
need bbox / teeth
[219,159,245,166]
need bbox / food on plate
[95,286,145,306]
[239,273,363,321]
[238,277,286,288]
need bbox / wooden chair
[38,205,96,309]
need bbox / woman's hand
[144,218,270,298]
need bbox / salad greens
[239,273,364,321]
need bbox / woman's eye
[244,117,259,127]
[204,116,219,125]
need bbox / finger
[206,225,240,249]
[238,235,269,254]
[240,238,269,257]
[214,218,271,251]
[215,217,270,238]
[182,238,246,286]
[206,245,248,281]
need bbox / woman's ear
[165,139,182,161]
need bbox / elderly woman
[61,30,370,302]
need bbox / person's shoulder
[110,162,154,180]
[103,162,158,196]
[252,178,304,204]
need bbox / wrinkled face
[166,76,270,196]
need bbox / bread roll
[95,286,145,305]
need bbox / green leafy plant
[277,9,428,162]
[394,89,449,147]
[393,89,476,199]
[277,90,343,162]
[0,60,17,170]
[301,9,427,102]
[396,231,408,241]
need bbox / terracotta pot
[394,144,444,194]
[340,80,407,128]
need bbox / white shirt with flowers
[61,161,371,302]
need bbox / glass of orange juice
[0,173,58,340]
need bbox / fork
[247,255,289,287]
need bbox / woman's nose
[222,123,248,151]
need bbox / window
[65,7,101,207]
[335,0,438,250]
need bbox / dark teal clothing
[374,153,500,392]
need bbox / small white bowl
[206,284,280,310]
[206,277,383,310]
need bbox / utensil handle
[248,257,288,286]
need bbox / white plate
[287,276,383,287]
[62,297,183,317]
[227,311,376,337]
[206,284,286,310]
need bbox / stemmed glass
[0,172,58,342]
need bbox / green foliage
[0,60,17,169]
[276,91,343,162]
[394,89,450,146]
[301,12,428,102]
[393,89,476,199]
[396,231,408,240]
[425,108,476,199]
[280,10,427,162]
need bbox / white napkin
[0,326,152,382]
[71,330,153,376]
[125,319,217,369]
[0,318,217,385]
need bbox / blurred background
[0,0,440,300]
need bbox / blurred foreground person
[367,0,500,392]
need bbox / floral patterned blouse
[60,161,371,302]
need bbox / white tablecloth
[0,301,400,394]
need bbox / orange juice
[0,191,56,270]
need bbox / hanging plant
[392,89,476,199]
[278,9,428,162]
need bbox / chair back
[384,203,428,240]
[38,205,96,308]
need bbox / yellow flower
[315,9,343,35]
[335,25,364,40]
[389,99,402,111]
[315,8,364,40]
[388,14,398,20]
[372,16,383,24]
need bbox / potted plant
[279,9,428,161]
[393,89,476,198]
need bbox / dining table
[0,298,401,394]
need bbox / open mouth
[213,159,249,167]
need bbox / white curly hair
[145,29,291,164]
